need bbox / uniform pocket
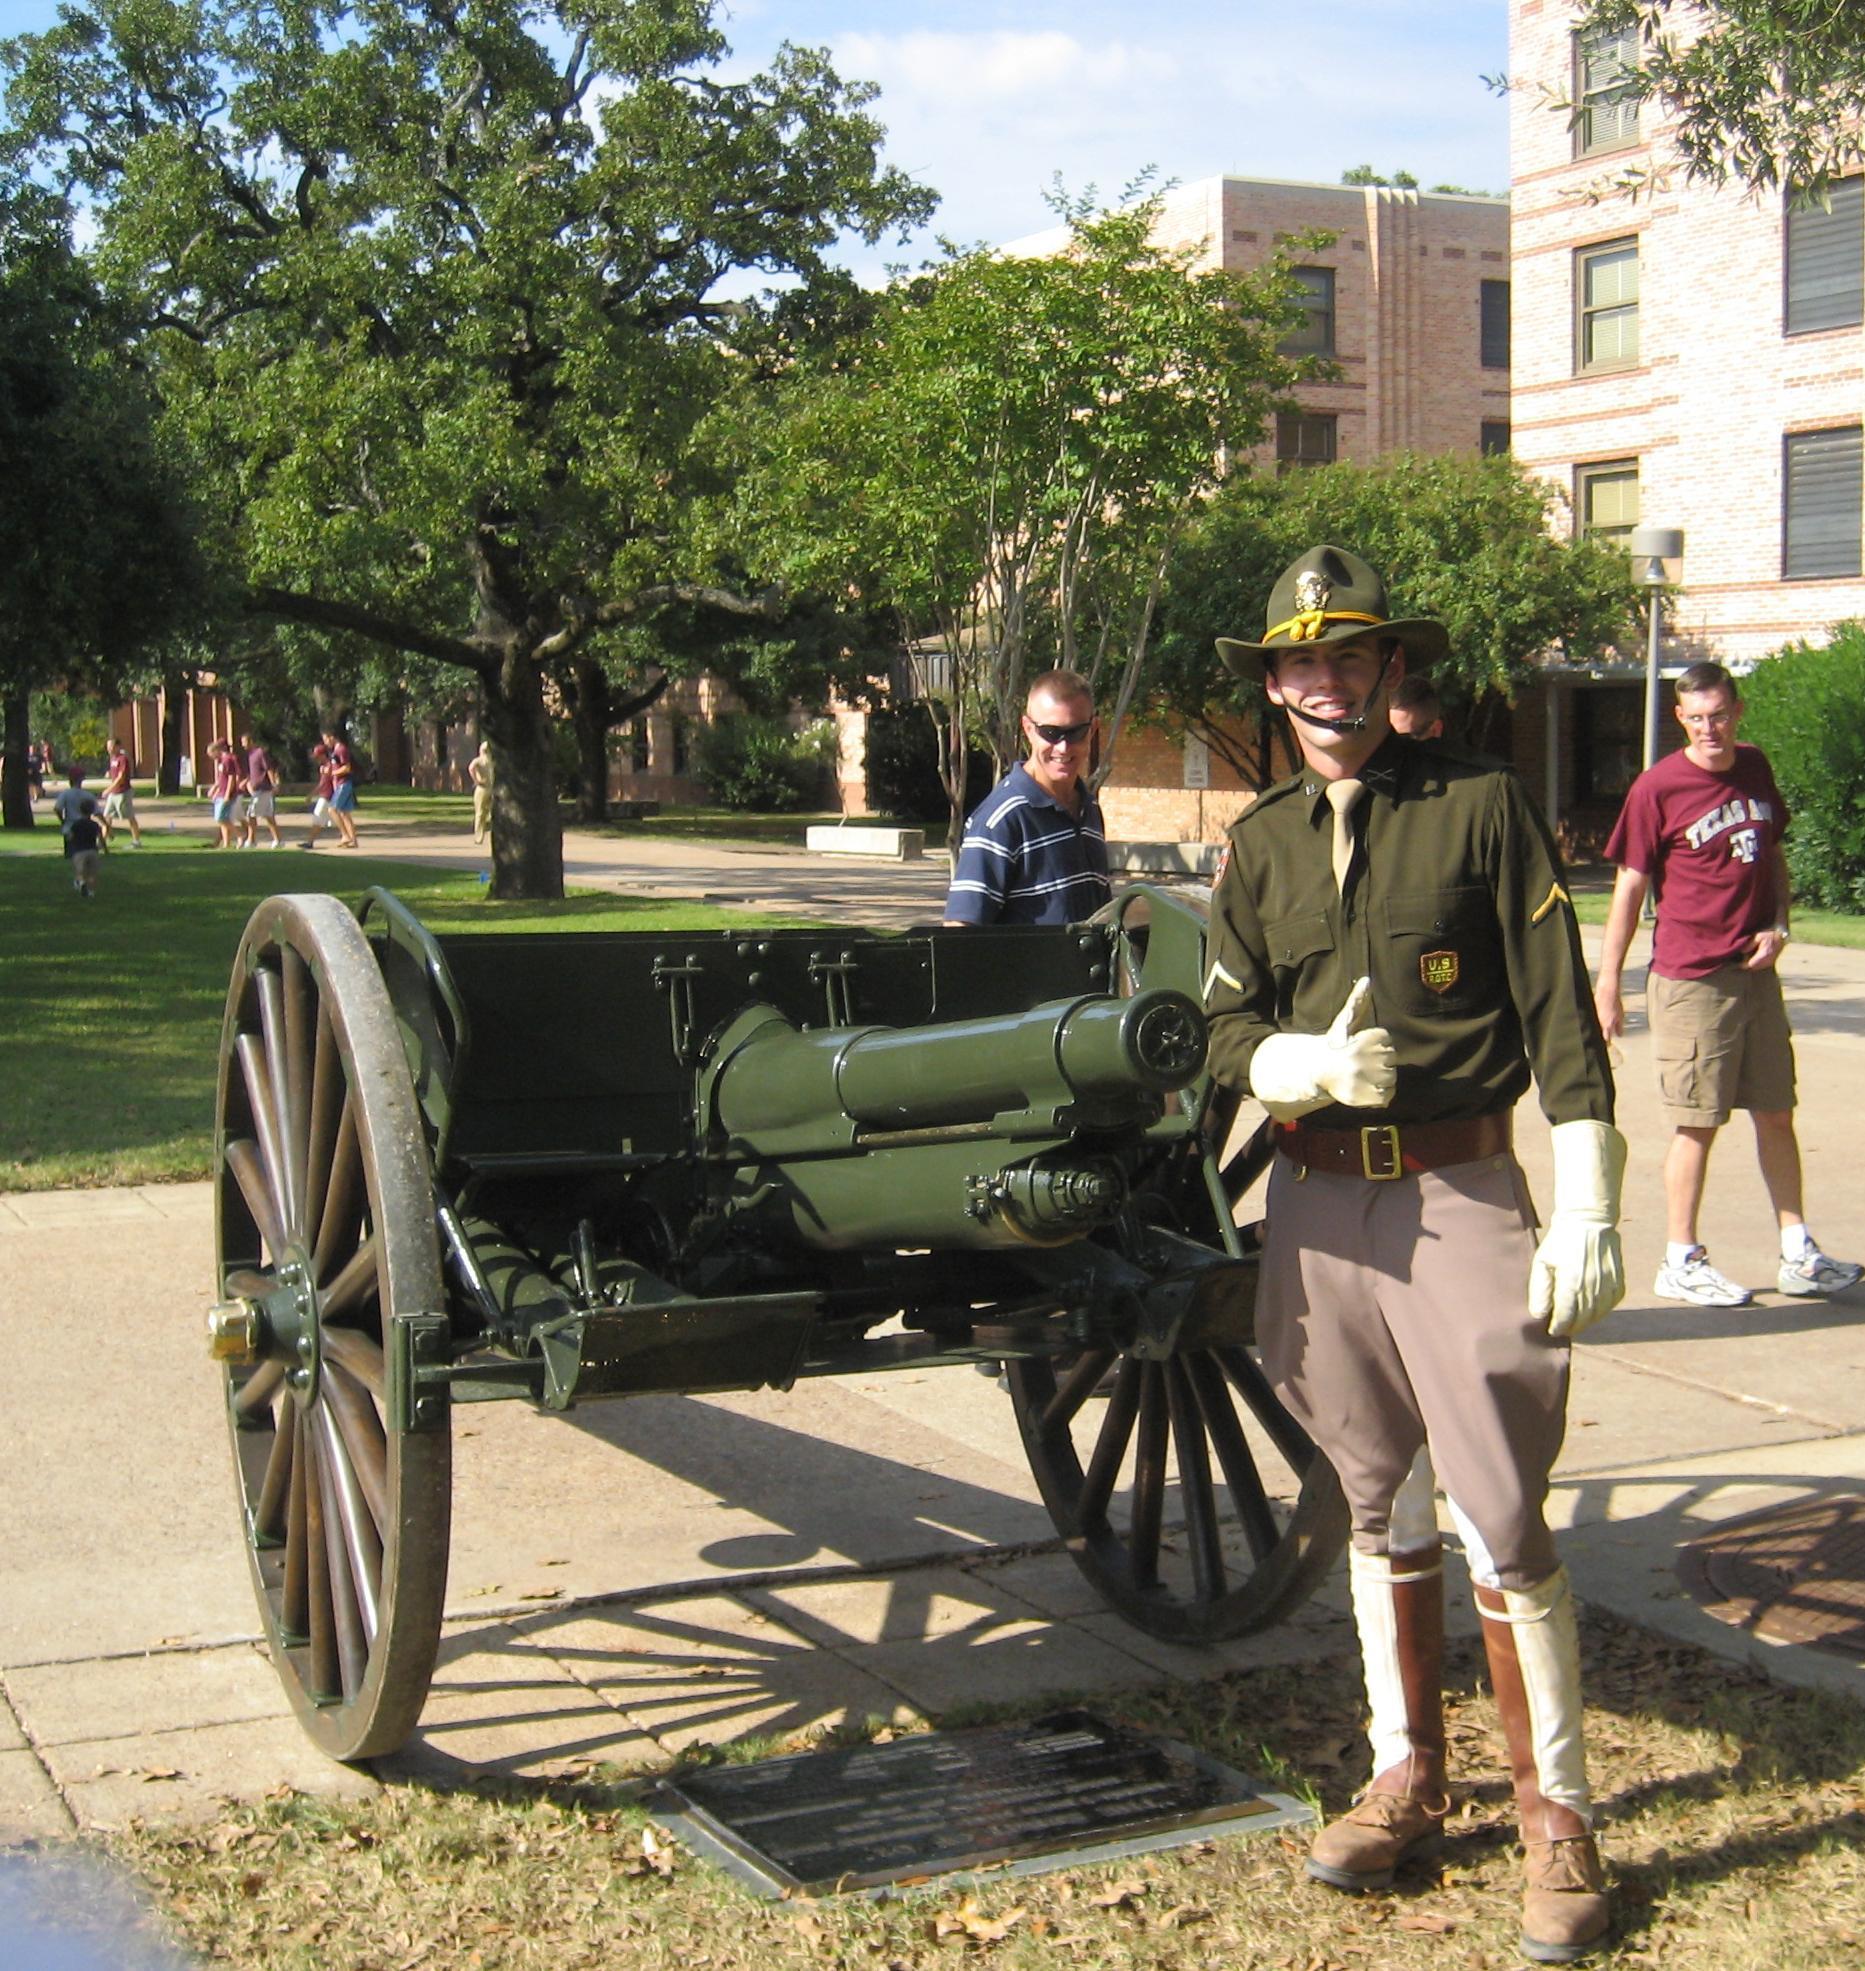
[1261,909,1334,1022]
[1382,884,1500,1014]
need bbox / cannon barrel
[708,986,1207,1146]
[699,987,1209,1250]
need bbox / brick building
[1509,0,1865,843]
[1007,175,1512,845]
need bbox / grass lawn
[0,823,810,1192]
[29,1605,1863,1970]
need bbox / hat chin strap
[1284,651,1395,736]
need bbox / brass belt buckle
[1361,1124,1402,1180]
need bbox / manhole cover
[650,1707,1313,1896]
[1676,1492,1865,1662]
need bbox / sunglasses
[1028,719,1094,745]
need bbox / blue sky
[0,1,1510,275]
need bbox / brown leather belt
[1276,1112,1514,1181]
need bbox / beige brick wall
[1131,176,1513,464]
[1510,0,1865,668]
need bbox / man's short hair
[1390,676,1442,721]
[1025,668,1094,713]
[1675,660,1738,703]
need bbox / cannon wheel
[1007,1343,1346,1642]
[1002,886,1348,1643]
[214,894,451,1761]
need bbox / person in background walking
[300,743,336,848]
[99,737,143,848]
[240,733,282,849]
[469,738,493,846]
[208,742,240,849]
[324,725,361,849]
[1594,660,1861,1306]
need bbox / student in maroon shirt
[322,725,360,848]
[209,742,241,849]
[240,733,282,849]
[1595,661,1859,1307]
[100,737,143,848]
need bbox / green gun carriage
[209,885,1348,1760]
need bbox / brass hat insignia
[1293,570,1331,613]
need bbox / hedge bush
[861,706,993,822]
[692,714,836,812]
[1737,624,1865,913]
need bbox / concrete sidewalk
[3,820,1862,1840]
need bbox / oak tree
[2,0,930,893]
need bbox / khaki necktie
[1327,777,1365,894]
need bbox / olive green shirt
[1204,736,1614,1128]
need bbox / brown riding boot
[1308,1545,1451,1891]
[1477,1572,1612,1964]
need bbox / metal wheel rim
[214,892,451,1761]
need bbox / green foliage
[1569,2,1865,193]
[27,690,109,773]
[1151,452,1642,787]
[860,706,992,823]
[691,715,835,813]
[0,197,206,819]
[0,0,931,890]
[731,180,1313,818]
[1737,625,1865,911]
[1341,164,1419,188]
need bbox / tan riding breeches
[1255,1150,1569,1590]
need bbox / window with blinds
[1785,179,1864,334]
[1576,240,1639,372]
[1576,460,1639,546]
[1783,426,1863,578]
[1575,25,1639,158]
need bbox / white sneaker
[1778,1248,1864,1297]
[1654,1248,1754,1308]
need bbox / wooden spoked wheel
[214,894,451,1760]
[1008,1343,1346,1642]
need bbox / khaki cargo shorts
[1647,964,1796,1127]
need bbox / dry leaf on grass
[1395,1910,1456,1933]
[931,1896,1025,1943]
[1087,1878,1148,1910]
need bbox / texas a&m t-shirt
[1604,744,1787,979]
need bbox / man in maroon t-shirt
[100,737,143,848]
[1595,661,1859,1307]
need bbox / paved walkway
[2,813,1862,1840]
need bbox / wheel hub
[208,1247,321,1402]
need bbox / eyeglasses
[1028,719,1094,745]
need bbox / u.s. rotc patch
[1420,949,1459,994]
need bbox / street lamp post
[1630,525,1684,770]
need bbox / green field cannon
[208,886,1347,1759]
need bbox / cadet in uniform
[1204,546,1625,1965]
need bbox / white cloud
[837,28,1177,102]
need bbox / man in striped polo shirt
[943,669,1113,926]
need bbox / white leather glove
[1249,977,1398,1122]
[1529,1119,1628,1339]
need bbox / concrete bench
[805,823,926,861]
[1107,841,1223,878]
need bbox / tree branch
[246,587,491,673]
